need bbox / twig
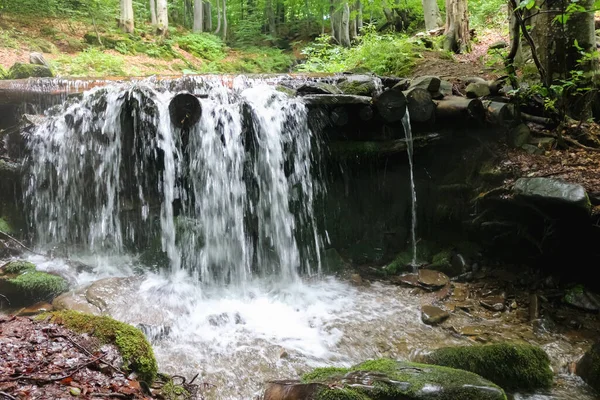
[0,391,17,400]
[538,131,600,152]
[0,231,43,256]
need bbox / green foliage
[161,379,190,399]
[177,33,226,61]
[425,343,554,390]
[50,310,158,383]
[298,28,423,76]
[0,217,14,234]
[53,48,126,76]
[469,0,507,28]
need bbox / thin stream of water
[401,108,418,267]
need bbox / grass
[52,48,127,77]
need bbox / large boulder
[265,359,507,400]
[577,341,600,392]
[7,62,53,79]
[513,177,591,215]
[0,260,68,306]
[421,343,553,391]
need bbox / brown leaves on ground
[0,315,153,400]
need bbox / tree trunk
[443,0,469,53]
[214,0,221,34]
[204,1,212,31]
[150,0,157,25]
[356,0,363,32]
[119,0,135,33]
[340,2,350,47]
[267,0,277,36]
[156,0,169,35]
[349,3,357,40]
[422,0,441,31]
[222,0,227,40]
[193,0,203,32]
[330,0,337,42]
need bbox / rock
[290,359,506,400]
[423,343,554,391]
[380,76,410,90]
[17,301,53,316]
[350,273,367,286]
[509,123,531,147]
[418,269,449,289]
[409,75,441,93]
[529,136,556,151]
[421,305,450,325]
[462,76,488,85]
[296,82,342,95]
[0,260,68,307]
[431,79,453,99]
[488,41,508,50]
[69,387,82,396]
[577,341,600,392]
[29,52,50,67]
[480,295,505,312]
[391,78,411,91]
[466,82,491,98]
[392,273,421,287]
[513,177,591,214]
[301,94,372,106]
[275,85,296,97]
[428,249,463,276]
[52,288,101,315]
[49,311,158,383]
[8,62,53,79]
[521,143,544,155]
[323,248,348,272]
[564,285,600,312]
[337,76,378,96]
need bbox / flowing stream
[17,77,596,400]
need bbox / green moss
[8,271,68,298]
[1,260,36,274]
[425,343,553,390]
[0,217,14,234]
[302,367,349,383]
[337,80,376,96]
[306,359,507,400]
[8,62,54,79]
[385,242,438,275]
[160,379,190,399]
[50,311,157,383]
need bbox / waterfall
[401,109,418,267]
[25,78,323,285]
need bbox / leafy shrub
[176,33,226,61]
[469,0,508,28]
[297,27,423,76]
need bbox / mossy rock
[385,242,438,275]
[423,343,553,391]
[0,217,14,235]
[49,310,158,384]
[577,341,600,392]
[338,79,377,96]
[8,62,54,79]
[295,359,506,400]
[0,260,68,306]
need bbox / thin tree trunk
[340,2,351,46]
[349,2,357,39]
[356,0,362,32]
[222,0,227,40]
[330,0,337,41]
[193,0,204,32]
[214,0,221,34]
[150,0,157,25]
[120,0,134,33]
[156,0,168,35]
[204,1,212,31]
[267,0,277,36]
[422,0,441,31]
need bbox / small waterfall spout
[25,78,323,286]
[401,108,418,268]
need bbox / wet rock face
[513,177,591,214]
[577,341,600,392]
[267,359,507,400]
[421,305,449,325]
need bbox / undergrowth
[52,48,127,76]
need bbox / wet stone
[480,296,506,312]
[418,269,449,289]
[17,301,53,316]
[421,305,450,325]
[564,285,600,312]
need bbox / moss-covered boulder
[7,62,54,79]
[338,77,378,96]
[577,341,600,392]
[0,260,68,306]
[423,343,553,391]
[0,217,14,235]
[265,359,506,400]
[49,310,158,383]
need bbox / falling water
[401,108,418,267]
[25,78,322,285]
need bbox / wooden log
[359,105,374,121]
[301,94,372,106]
[329,133,443,158]
[402,88,436,122]
[169,92,202,129]
[482,100,519,125]
[373,88,407,123]
[434,96,485,122]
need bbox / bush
[176,33,226,61]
